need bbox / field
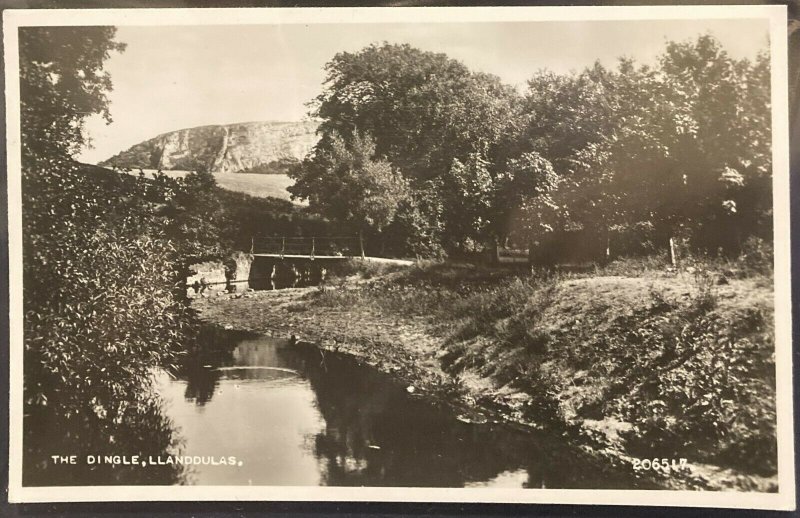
[117,169,297,201]
[214,172,297,201]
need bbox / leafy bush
[611,295,776,473]
[738,236,774,277]
[21,160,195,484]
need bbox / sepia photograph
[4,4,795,509]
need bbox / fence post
[281,237,285,259]
[311,237,315,260]
[250,236,254,254]
[669,237,677,267]
[359,232,365,260]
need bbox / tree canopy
[289,130,408,237]
[20,27,125,163]
[292,43,521,255]
[292,37,771,259]
[516,36,772,254]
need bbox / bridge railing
[252,236,364,259]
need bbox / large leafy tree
[20,27,125,162]
[514,35,771,256]
[297,43,521,255]
[312,43,518,182]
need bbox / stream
[153,326,648,488]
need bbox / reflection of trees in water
[297,348,525,487]
[182,367,220,406]
[180,326,255,405]
[23,325,254,486]
[170,328,649,489]
[24,391,188,486]
[299,347,647,489]
[19,329,262,486]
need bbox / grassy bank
[194,257,777,491]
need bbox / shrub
[23,227,190,484]
[738,236,774,277]
[614,298,776,473]
[21,161,197,484]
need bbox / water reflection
[23,386,187,486]
[159,328,650,488]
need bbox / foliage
[611,298,776,474]
[21,159,195,484]
[737,236,774,277]
[440,153,495,249]
[514,36,772,257]
[380,190,446,258]
[23,227,189,485]
[293,43,521,255]
[20,27,125,161]
[160,168,226,260]
[19,26,197,484]
[293,36,771,260]
[215,188,331,251]
[290,130,409,236]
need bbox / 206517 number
[633,458,688,472]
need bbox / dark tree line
[290,38,772,262]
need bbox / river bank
[192,259,777,492]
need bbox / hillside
[117,168,297,201]
[101,120,319,174]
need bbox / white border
[4,5,794,509]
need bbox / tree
[304,43,521,255]
[19,27,189,484]
[290,131,409,251]
[656,36,772,251]
[162,167,226,260]
[516,62,621,171]
[513,35,771,258]
[20,27,125,164]
[440,153,495,250]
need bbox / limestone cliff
[101,120,319,174]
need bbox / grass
[116,169,298,202]
[301,256,777,478]
[325,259,409,280]
[213,173,297,202]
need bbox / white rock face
[102,120,319,174]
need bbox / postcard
[4,4,795,509]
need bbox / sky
[77,19,770,164]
